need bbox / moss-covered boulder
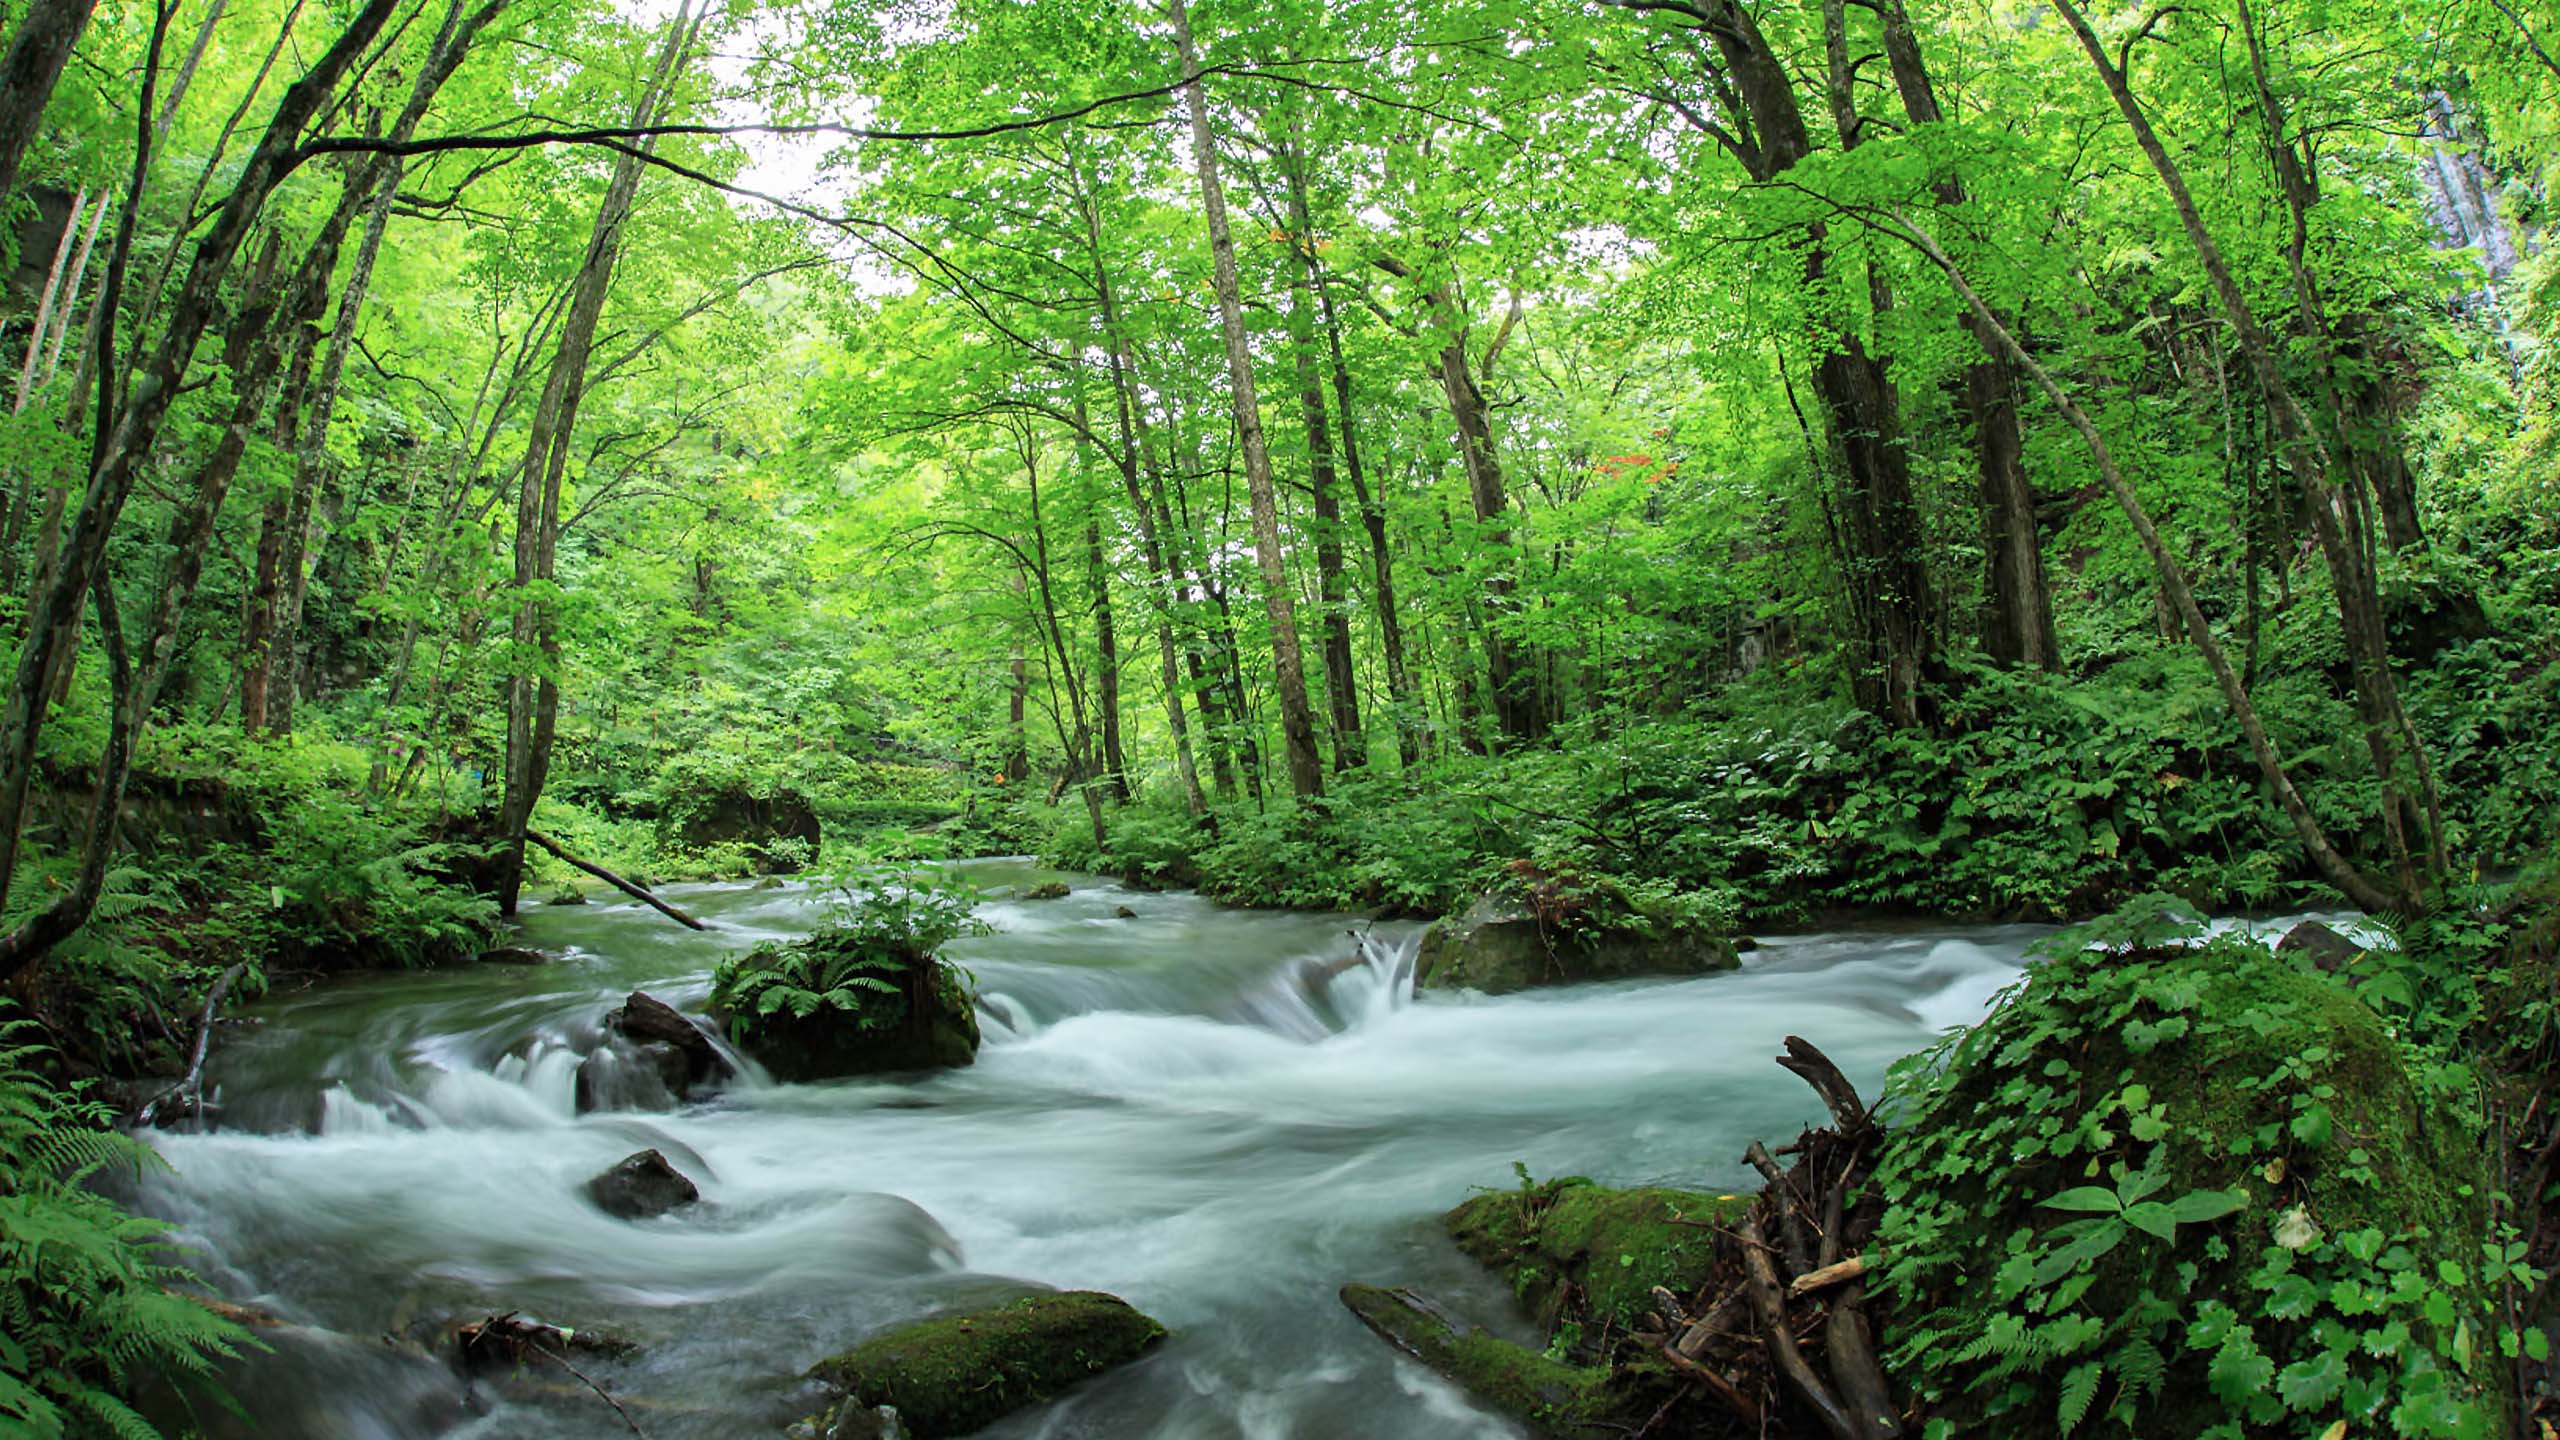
[806,1291,1165,1437]
[1415,893,1737,995]
[1446,1177,1751,1333]
[1875,923,2510,1438]
[712,933,979,1082]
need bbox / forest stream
[137,865,2346,1439]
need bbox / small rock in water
[755,875,788,891]
[1024,881,1071,900]
[586,1148,700,1219]
[1113,905,1138,919]
[477,946,552,966]
[547,887,587,905]
[2276,919,2366,973]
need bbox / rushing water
[138,862,2329,1438]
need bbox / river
[141,861,2131,1438]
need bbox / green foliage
[0,1018,249,1439]
[1873,902,2529,1439]
[709,866,987,1045]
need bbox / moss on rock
[807,1291,1165,1438]
[1447,1177,1751,1334]
[1415,893,1738,995]
[1339,1284,1620,1438]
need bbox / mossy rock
[1446,1178,1750,1333]
[1876,933,2509,1438]
[1415,893,1736,995]
[1023,881,1071,900]
[713,937,980,1082]
[1339,1284,1619,1438]
[546,887,587,906]
[807,1291,1165,1437]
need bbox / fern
[0,1013,249,1439]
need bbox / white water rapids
[136,860,2349,1438]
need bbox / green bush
[709,867,986,1047]
[1872,900,2533,1439]
[0,1018,248,1438]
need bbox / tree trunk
[1279,135,1364,770]
[0,0,403,975]
[1170,0,1324,803]
[2057,0,2441,904]
[1087,519,1130,801]
[0,0,99,210]
[498,0,694,914]
[1867,0,2056,670]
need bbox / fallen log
[525,830,707,931]
[1338,1284,1619,1438]
[136,963,245,1127]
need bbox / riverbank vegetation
[1,0,2557,1432]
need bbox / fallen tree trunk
[523,830,707,931]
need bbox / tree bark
[498,0,697,913]
[1869,0,2055,670]
[1170,0,1325,803]
[0,0,99,211]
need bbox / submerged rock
[586,1148,700,1219]
[476,946,551,966]
[1113,905,1139,919]
[547,887,587,906]
[1024,881,1071,900]
[1415,892,1738,995]
[807,1291,1165,1438]
[786,1400,908,1440]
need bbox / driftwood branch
[523,830,707,930]
[136,963,245,1126]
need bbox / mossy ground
[1876,931,2510,1438]
[808,1291,1164,1438]
[1447,1179,1752,1335]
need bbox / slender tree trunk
[1170,0,1324,802]
[1087,519,1130,801]
[2057,0,2440,904]
[498,0,694,913]
[1316,280,1418,767]
[1277,136,1364,769]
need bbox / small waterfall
[1223,927,1424,1041]
[1342,928,1423,1028]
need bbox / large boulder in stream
[585,1148,700,1219]
[668,786,822,873]
[1445,1177,1749,1332]
[1415,891,1738,995]
[711,933,979,1082]
[806,1291,1166,1438]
